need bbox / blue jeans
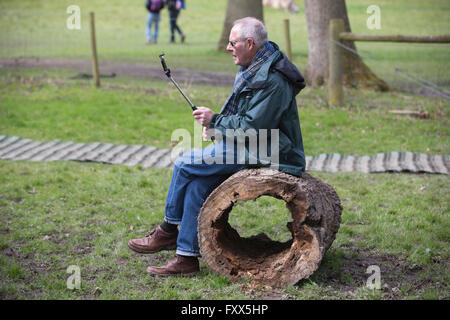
[146,12,160,42]
[164,141,244,257]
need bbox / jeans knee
[174,153,189,168]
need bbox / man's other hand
[202,127,210,141]
[193,107,214,127]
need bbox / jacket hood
[247,42,305,95]
[270,42,306,95]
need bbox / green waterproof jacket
[210,43,306,177]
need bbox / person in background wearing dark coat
[145,0,164,44]
[167,0,185,43]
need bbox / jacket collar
[245,41,281,89]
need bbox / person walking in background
[167,0,185,43]
[145,0,164,44]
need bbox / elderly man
[128,17,306,276]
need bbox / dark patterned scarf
[220,41,276,116]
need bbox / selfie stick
[159,53,197,111]
[159,53,215,143]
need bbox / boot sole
[127,242,177,254]
[146,269,199,277]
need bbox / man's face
[226,27,254,67]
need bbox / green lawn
[0,0,449,84]
[0,0,449,300]
[0,160,448,299]
[0,68,449,300]
[0,68,448,154]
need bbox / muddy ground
[0,58,235,86]
[2,241,445,300]
[1,57,448,98]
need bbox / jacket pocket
[237,91,253,115]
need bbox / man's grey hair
[232,17,268,48]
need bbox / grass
[0,0,449,87]
[0,0,449,300]
[0,160,246,299]
[0,161,448,300]
[0,68,448,300]
[0,67,448,154]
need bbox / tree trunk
[198,168,342,288]
[304,0,388,91]
[217,0,264,51]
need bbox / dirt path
[2,58,448,98]
[0,58,235,86]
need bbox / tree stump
[198,168,342,288]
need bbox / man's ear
[247,38,255,50]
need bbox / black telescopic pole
[159,53,197,111]
[158,53,215,143]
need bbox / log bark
[198,168,342,288]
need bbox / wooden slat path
[0,135,448,174]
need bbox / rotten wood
[388,110,430,119]
[198,168,342,288]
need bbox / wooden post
[339,32,450,43]
[89,12,100,88]
[328,19,345,107]
[283,19,293,61]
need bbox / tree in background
[217,0,264,51]
[304,0,388,90]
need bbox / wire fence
[0,11,449,98]
[333,40,450,99]
[0,11,234,72]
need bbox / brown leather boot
[128,226,178,254]
[146,254,200,276]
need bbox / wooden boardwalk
[0,135,448,174]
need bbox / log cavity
[198,169,342,288]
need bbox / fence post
[328,19,344,106]
[283,19,293,61]
[89,12,100,88]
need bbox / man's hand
[202,127,210,142]
[193,107,214,127]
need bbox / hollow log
[198,168,342,288]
